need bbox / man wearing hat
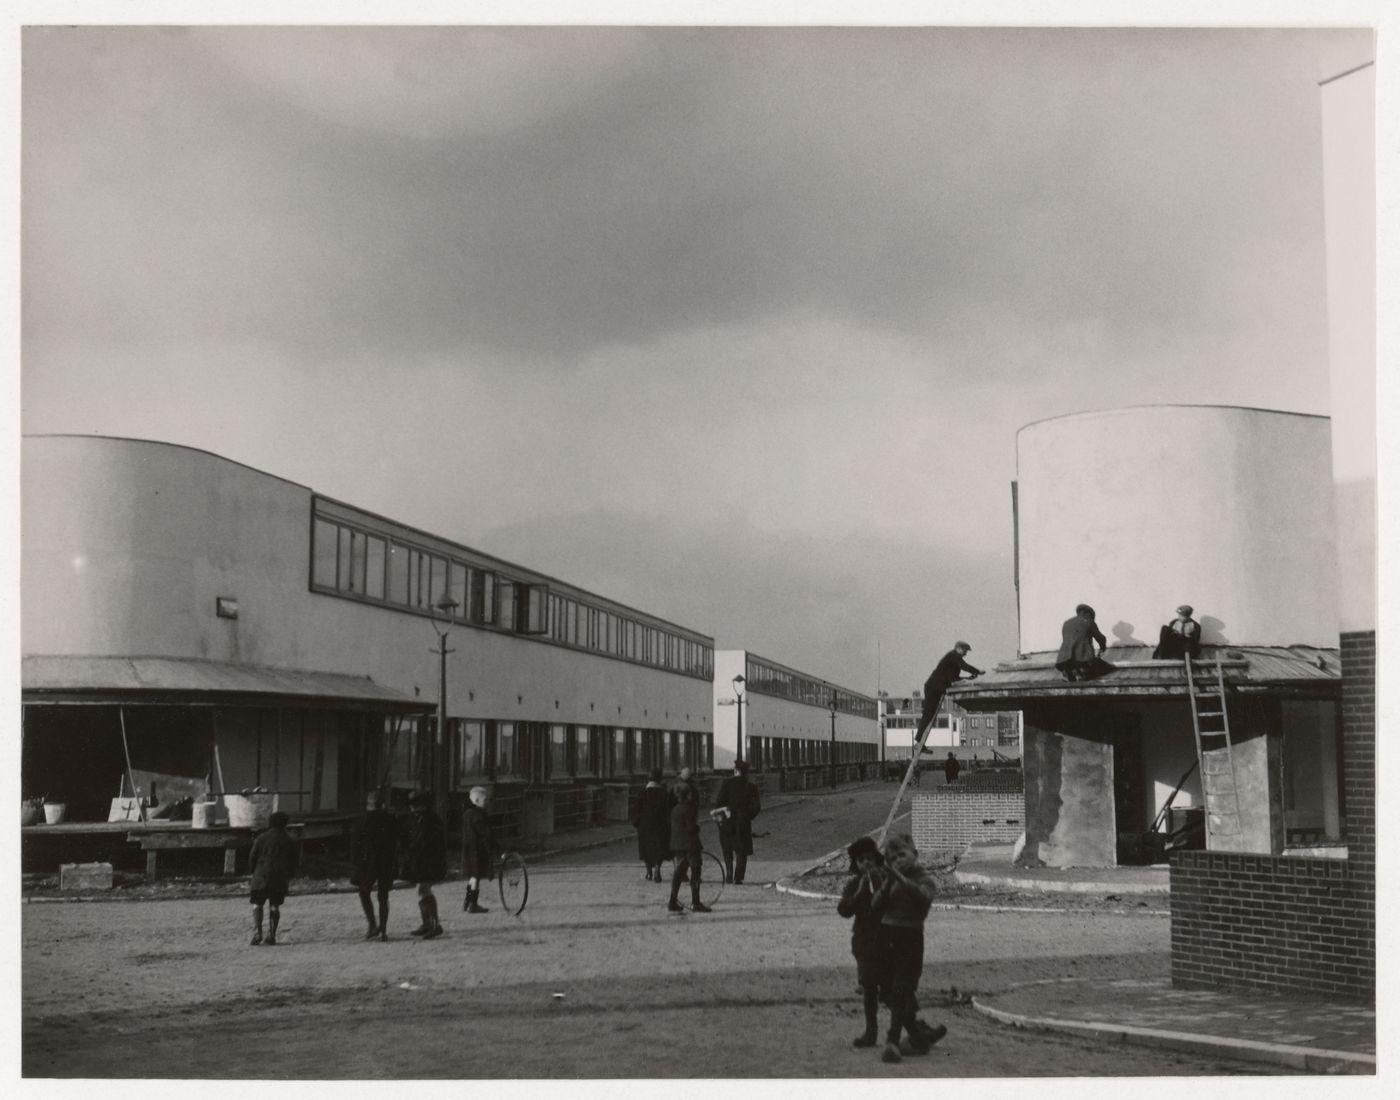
[913,642,983,742]
[1153,605,1203,660]
[1056,605,1108,681]
[712,760,761,885]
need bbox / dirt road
[22,786,1273,1078]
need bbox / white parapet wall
[1015,405,1337,653]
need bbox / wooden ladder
[1185,655,1241,845]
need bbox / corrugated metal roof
[22,655,433,710]
[949,644,1340,706]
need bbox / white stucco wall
[1320,54,1376,635]
[22,435,712,735]
[1015,406,1337,653]
[712,648,879,769]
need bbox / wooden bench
[127,823,305,883]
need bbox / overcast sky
[19,19,1375,695]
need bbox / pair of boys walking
[349,786,498,941]
[838,833,948,1063]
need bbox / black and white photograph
[10,0,1391,1087]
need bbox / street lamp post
[732,675,746,766]
[428,590,459,815]
[829,691,838,790]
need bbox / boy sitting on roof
[1153,604,1202,660]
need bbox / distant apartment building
[878,694,1022,760]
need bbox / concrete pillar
[1019,702,1116,868]
[1206,699,1285,855]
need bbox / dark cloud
[23,27,1345,367]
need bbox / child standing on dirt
[460,785,500,914]
[248,811,298,946]
[350,789,399,941]
[667,783,711,914]
[870,833,948,1063]
[401,791,447,939]
[837,836,888,1048]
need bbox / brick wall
[1170,850,1372,1000]
[1340,632,1375,874]
[910,786,1024,851]
[1168,630,1375,1002]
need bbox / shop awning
[22,655,435,712]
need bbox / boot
[266,908,280,946]
[410,899,431,936]
[723,856,734,885]
[667,866,685,912]
[377,896,390,941]
[465,887,489,914]
[690,886,712,913]
[360,894,378,939]
[250,910,263,946]
[853,988,880,1045]
[422,895,443,938]
[645,867,653,881]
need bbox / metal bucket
[224,791,277,830]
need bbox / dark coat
[399,808,447,884]
[871,864,937,928]
[669,799,701,858]
[630,783,673,864]
[715,775,761,857]
[1056,613,1107,667]
[248,825,299,893]
[837,871,886,962]
[925,649,981,697]
[460,803,499,880]
[674,777,700,809]
[943,756,961,783]
[1153,618,1202,660]
[349,808,399,887]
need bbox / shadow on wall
[1111,621,1145,646]
[1017,723,1061,868]
[1200,616,1229,645]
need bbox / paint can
[43,802,67,825]
[225,790,276,829]
[191,799,217,829]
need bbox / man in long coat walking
[713,760,761,885]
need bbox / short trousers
[250,888,286,907]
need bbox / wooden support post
[119,707,147,824]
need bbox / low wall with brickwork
[910,785,1024,851]
[1168,629,1374,1004]
[1170,850,1374,1002]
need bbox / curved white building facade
[1015,406,1336,654]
